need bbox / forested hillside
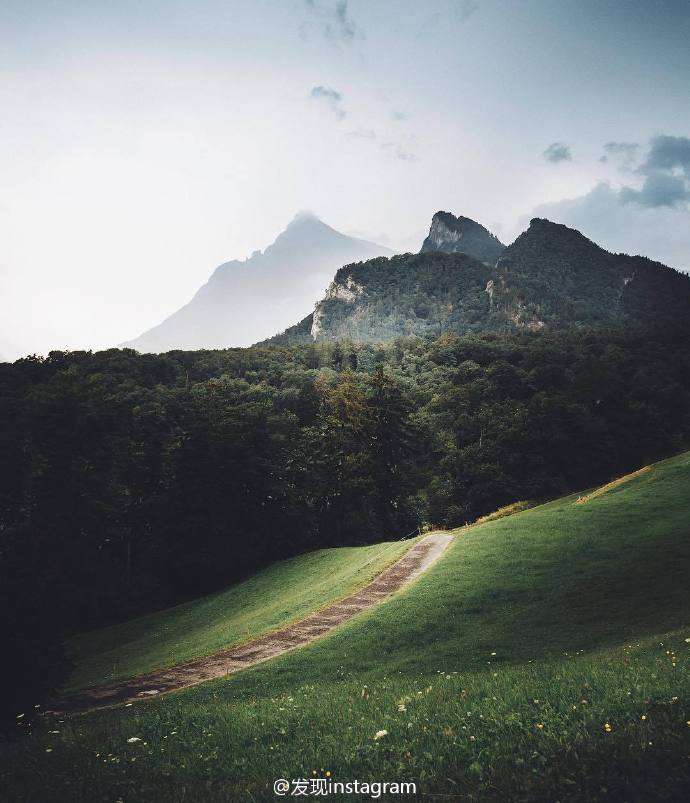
[272,218,690,343]
[2,324,690,720]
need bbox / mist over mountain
[271,213,690,344]
[122,213,392,353]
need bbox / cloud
[347,128,376,139]
[530,181,690,272]
[620,171,689,208]
[309,85,346,120]
[346,129,417,163]
[543,142,572,163]
[302,0,361,43]
[600,141,639,165]
[526,134,690,267]
[620,134,690,208]
[380,141,418,162]
[643,134,690,172]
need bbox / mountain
[489,218,690,330]
[420,210,505,264]
[271,215,690,343]
[122,213,392,353]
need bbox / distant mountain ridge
[122,213,392,353]
[271,213,690,344]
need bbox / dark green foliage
[308,251,497,342]
[272,219,690,344]
[2,325,690,718]
[269,312,315,346]
[492,218,690,330]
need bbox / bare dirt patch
[48,533,453,715]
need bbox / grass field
[65,538,415,691]
[2,452,689,801]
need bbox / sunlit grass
[471,499,536,525]
[2,451,690,801]
[4,632,688,802]
[575,465,652,504]
[66,538,415,691]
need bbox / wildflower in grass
[536,723,544,729]
[374,730,388,740]
[604,723,612,733]
[45,748,52,753]
[641,714,647,721]
[127,737,142,744]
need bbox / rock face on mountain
[122,213,392,353]
[272,216,690,344]
[420,211,505,264]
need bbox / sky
[2,0,690,359]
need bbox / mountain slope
[420,210,505,264]
[122,213,392,353]
[5,451,690,801]
[63,539,412,692]
[275,216,690,343]
[489,217,690,330]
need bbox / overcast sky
[2,0,690,359]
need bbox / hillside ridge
[272,214,690,343]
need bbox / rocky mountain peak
[420,211,505,265]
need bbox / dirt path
[48,533,453,715]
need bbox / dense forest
[2,324,690,720]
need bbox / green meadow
[66,538,414,692]
[2,452,690,802]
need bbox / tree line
[1,325,690,719]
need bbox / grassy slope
[3,453,690,802]
[66,538,414,691]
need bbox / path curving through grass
[50,533,453,714]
